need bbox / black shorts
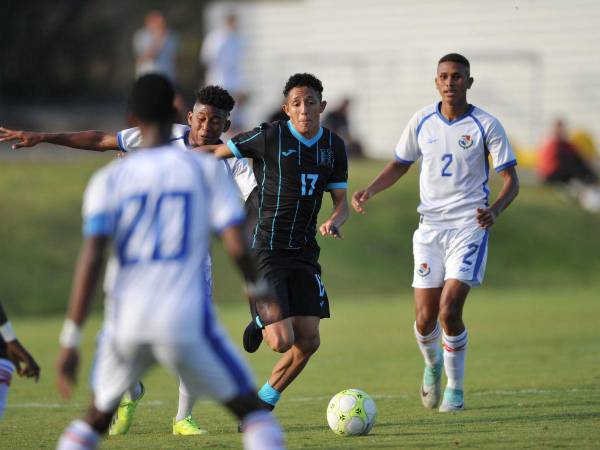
[253,246,330,324]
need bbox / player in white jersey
[55,74,285,450]
[352,54,519,412]
[0,86,256,435]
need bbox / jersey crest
[458,134,474,149]
[317,148,334,168]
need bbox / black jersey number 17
[301,173,319,196]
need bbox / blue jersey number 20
[301,173,319,196]
[117,191,191,266]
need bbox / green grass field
[1,158,599,448]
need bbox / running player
[200,73,349,413]
[0,300,41,419]
[55,74,285,450]
[0,86,256,435]
[352,54,519,412]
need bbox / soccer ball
[326,388,377,436]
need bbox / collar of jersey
[435,102,475,126]
[287,120,323,147]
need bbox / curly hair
[283,73,323,100]
[195,85,235,112]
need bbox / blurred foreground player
[353,54,519,412]
[55,74,285,450]
[0,300,41,419]
[200,73,348,415]
[0,86,256,435]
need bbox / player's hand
[352,189,372,214]
[56,347,79,399]
[477,207,497,228]
[319,220,343,239]
[0,127,44,149]
[5,340,41,382]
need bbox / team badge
[458,135,473,149]
[417,262,431,277]
[318,148,334,168]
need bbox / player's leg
[108,380,145,435]
[0,339,14,420]
[57,341,154,449]
[438,226,489,412]
[412,227,446,408]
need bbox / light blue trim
[288,200,300,247]
[270,125,283,250]
[435,102,474,126]
[83,213,112,237]
[304,198,318,243]
[326,182,347,190]
[237,130,262,145]
[116,131,126,152]
[495,160,517,172]
[394,155,414,165]
[416,112,436,138]
[258,382,281,406]
[255,315,264,329]
[252,159,267,249]
[287,120,323,147]
[227,139,243,159]
[214,215,246,235]
[471,230,489,282]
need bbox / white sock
[414,321,442,367]
[242,410,286,450]
[126,381,143,401]
[175,383,196,421]
[56,419,101,450]
[0,358,15,420]
[442,329,468,391]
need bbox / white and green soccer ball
[326,388,377,436]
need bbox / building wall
[206,0,600,157]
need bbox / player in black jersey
[201,73,348,412]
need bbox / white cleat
[420,359,443,409]
[439,388,465,412]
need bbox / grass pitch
[1,157,599,448]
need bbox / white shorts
[92,303,255,413]
[412,224,489,289]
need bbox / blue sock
[258,382,280,407]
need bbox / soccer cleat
[109,382,145,436]
[242,318,263,353]
[172,416,208,435]
[439,387,465,412]
[420,358,443,409]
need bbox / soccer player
[352,54,519,412]
[0,300,41,419]
[0,86,256,435]
[55,74,285,450]
[200,73,349,414]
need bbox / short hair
[438,53,470,69]
[195,85,235,113]
[283,73,323,100]
[129,73,175,122]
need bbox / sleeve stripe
[117,131,126,152]
[227,140,243,159]
[495,160,517,172]
[83,213,112,237]
[394,155,414,165]
[214,215,246,235]
[237,131,262,145]
[326,182,348,190]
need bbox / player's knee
[295,334,320,357]
[266,334,293,353]
[415,312,438,334]
[439,304,462,329]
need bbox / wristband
[59,319,82,348]
[0,321,17,342]
[245,279,270,298]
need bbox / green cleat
[439,387,465,412]
[420,358,443,409]
[172,416,208,436]
[109,383,145,436]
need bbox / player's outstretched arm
[352,160,411,214]
[0,127,119,151]
[477,165,519,229]
[0,302,41,381]
[319,189,349,239]
[56,236,108,399]
[220,224,282,324]
[195,143,234,159]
